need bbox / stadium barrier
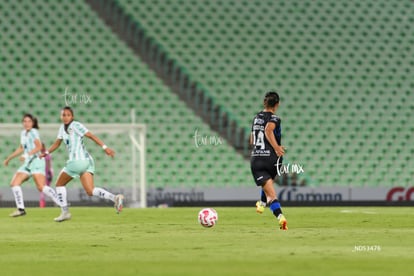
[1,186,413,208]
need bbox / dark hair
[264,91,280,107]
[62,106,74,116]
[22,113,39,129]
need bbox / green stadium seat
[2,0,414,188]
[0,0,254,189]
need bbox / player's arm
[3,145,24,166]
[19,138,43,162]
[249,131,257,150]
[29,139,43,156]
[84,131,115,157]
[43,139,63,156]
[264,122,285,156]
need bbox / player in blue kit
[45,106,124,222]
[3,114,62,217]
[250,92,288,230]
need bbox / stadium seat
[1,0,413,188]
[116,0,414,187]
[0,0,252,189]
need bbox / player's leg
[32,173,62,207]
[262,179,288,230]
[251,159,267,214]
[81,157,124,213]
[54,170,73,222]
[80,172,114,200]
[80,172,124,213]
[266,156,288,230]
[9,172,29,217]
[260,189,267,203]
[55,159,98,221]
[256,189,267,214]
[30,157,62,208]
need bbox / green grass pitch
[0,206,413,276]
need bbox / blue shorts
[17,157,46,176]
[62,158,95,178]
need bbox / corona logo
[278,187,342,201]
[386,187,414,201]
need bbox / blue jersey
[21,128,41,157]
[57,121,90,161]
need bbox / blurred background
[0,0,413,207]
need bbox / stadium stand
[109,0,413,186]
[0,0,253,189]
[0,0,413,189]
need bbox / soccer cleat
[54,211,71,222]
[114,194,124,214]
[278,214,288,230]
[9,209,26,217]
[256,201,266,214]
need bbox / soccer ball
[198,208,218,228]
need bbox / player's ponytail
[264,91,280,108]
[22,113,39,129]
[33,116,39,129]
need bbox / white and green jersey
[57,121,91,161]
[21,128,40,157]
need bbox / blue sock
[260,190,266,203]
[269,199,282,218]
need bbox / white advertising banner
[1,186,413,206]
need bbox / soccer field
[1,207,413,276]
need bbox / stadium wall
[1,186,413,207]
